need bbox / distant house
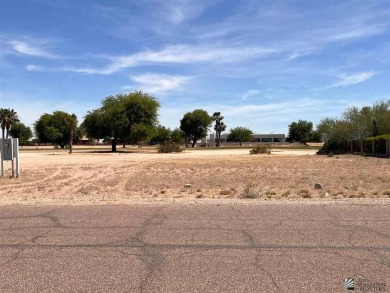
[77,136,94,145]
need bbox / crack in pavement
[1,205,389,292]
[129,207,168,293]
[254,251,281,292]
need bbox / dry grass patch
[0,151,389,204]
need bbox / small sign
[1,138,20,178]
[1,139,13,161]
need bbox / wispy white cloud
[160,97,349,133]
[241,90,260,100]
[331,71,375,87]
[153,0,218,24]
[125,73,191,94]
[26,64,44,71]
[9,40,57,59]
[61,44,277,75]
[325,24,386,42]
[218,98,322,117]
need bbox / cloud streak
[331,71,375,87]
[61,44,277,75]
[125,73,191,94]
[10,40,57,59]
[241,90,260,100]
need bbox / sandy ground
[0,147,389,205]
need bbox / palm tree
[0,108,19,138]
[0,108,6,138]
[212,112,226,147]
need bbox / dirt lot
[0,147,389,205]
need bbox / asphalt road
[0,202,389,292]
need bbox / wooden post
[372,140,375,154]
[360,140,363,153]
[350,140,353,153]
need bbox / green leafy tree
[34,111,79,148]
[80,109,107,140]
[0,108,20,138]
[149,125,171,145]
[180,109,213,147]
[318,99,390,153]
[82,91,160,152]
[170,128,185,144]
[212,112,227,147]
[9,123,33,145]
[286,120,314,145]
[227,127,253,146]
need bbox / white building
[202,133,286,145]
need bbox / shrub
[157,141,183,153]
[219,189,232,195]
[249,145,271,155]
[240,184,259,199]
[299,189,311,198]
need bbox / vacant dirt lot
[0,147,389,205]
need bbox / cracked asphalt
[0,203,389,292]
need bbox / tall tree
[82,91,160,152]
[0,108,20,138]
[227,127,253,146]
[212,112,227,147]
[180,109,213,147]
[9,123,33,145]
[34,111,78,148]
[286,120,313,145]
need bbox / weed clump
[220,189,232,195]
[240,184,259,199]
[157,141,183,153]
[299,189,311,198]
[249,145,271,155]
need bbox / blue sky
[0,0,389,134]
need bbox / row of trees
[6,91,388,154]
[80,92,255,151]
[2,90,322,152]
[317,100,390,152]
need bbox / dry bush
[240,184,259,199]
[250,145,271,155]
[1,150,389,203]
[157,141,183,153]
[265,190,276,196]
[299,189,311,198]
[220,189,232,195]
